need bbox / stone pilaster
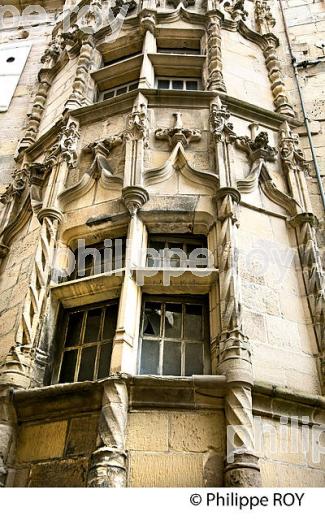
[87,378,128,487]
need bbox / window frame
[138,295,211,377]
[156,77,200,91]
[55,299,119,384]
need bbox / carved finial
[279,121,306,172]
[209,97,236,143]
[255,0,276,35]
[155,112,201,149]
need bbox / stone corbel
[122,186,149,216]
[139,7,157,35]
[155,112,201,149]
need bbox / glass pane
[65,312,83,347]
[163,341,181,376]
[84,308,102,343]
[128,82,138,91]
[186,81,198,91]
[76,253,94,278]
[143,302,161,336]
[185,342,203,376]
[165,303,182,338]
[184,304,203,340]
[158,79,169,89]
[172,80,183,90]
[103,304,118,340]
[98,342,113,379]
[103,91,115,100]
[140,340,160,375]
[78,347,96,381]
[59,349,77,383]
[116,86,127,96]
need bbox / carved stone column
[290,213,325,392]
[88,378,128,487]
[214,187,262,487]
[64,33,96,111]
[209,96,236,186]
[0,119,80,389]
[19,36,63,152]
[206,14,227,93]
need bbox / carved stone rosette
[88,379,128,487]
[290,213,325,391]
[214,186,261,486]
[206,15,227,93]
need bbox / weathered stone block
[169,412,224,453]
[65,415,99,456]
[28,458,88,487]
[126,412,168,452]
[128,452,203,487]
[16,421,68,463]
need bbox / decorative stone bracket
[155,112,201,149]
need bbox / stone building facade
[0,0,324,487]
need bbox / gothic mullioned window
[58,301,118,383]
[138,297,210,376]
[147,234,209,268]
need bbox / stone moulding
[144,141,218,191]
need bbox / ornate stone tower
[0,0,324,487]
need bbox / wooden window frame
[138,295,211,377]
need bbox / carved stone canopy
[155,112,201,149]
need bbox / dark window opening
[147,234,209,269]
[58,301,118,383]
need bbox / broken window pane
[143,302,161,336]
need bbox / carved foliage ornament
[112,0,137,16]
[125,104,149,144]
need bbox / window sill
[50,269,125,308]
[148,53,206,78]
[133,267,218,293]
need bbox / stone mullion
[206,15,227,93]
[88,378,128,487]
[110,213,147,374]
[291,214,325,392]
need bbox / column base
[224,453,262,487]
[87,447,127,488]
